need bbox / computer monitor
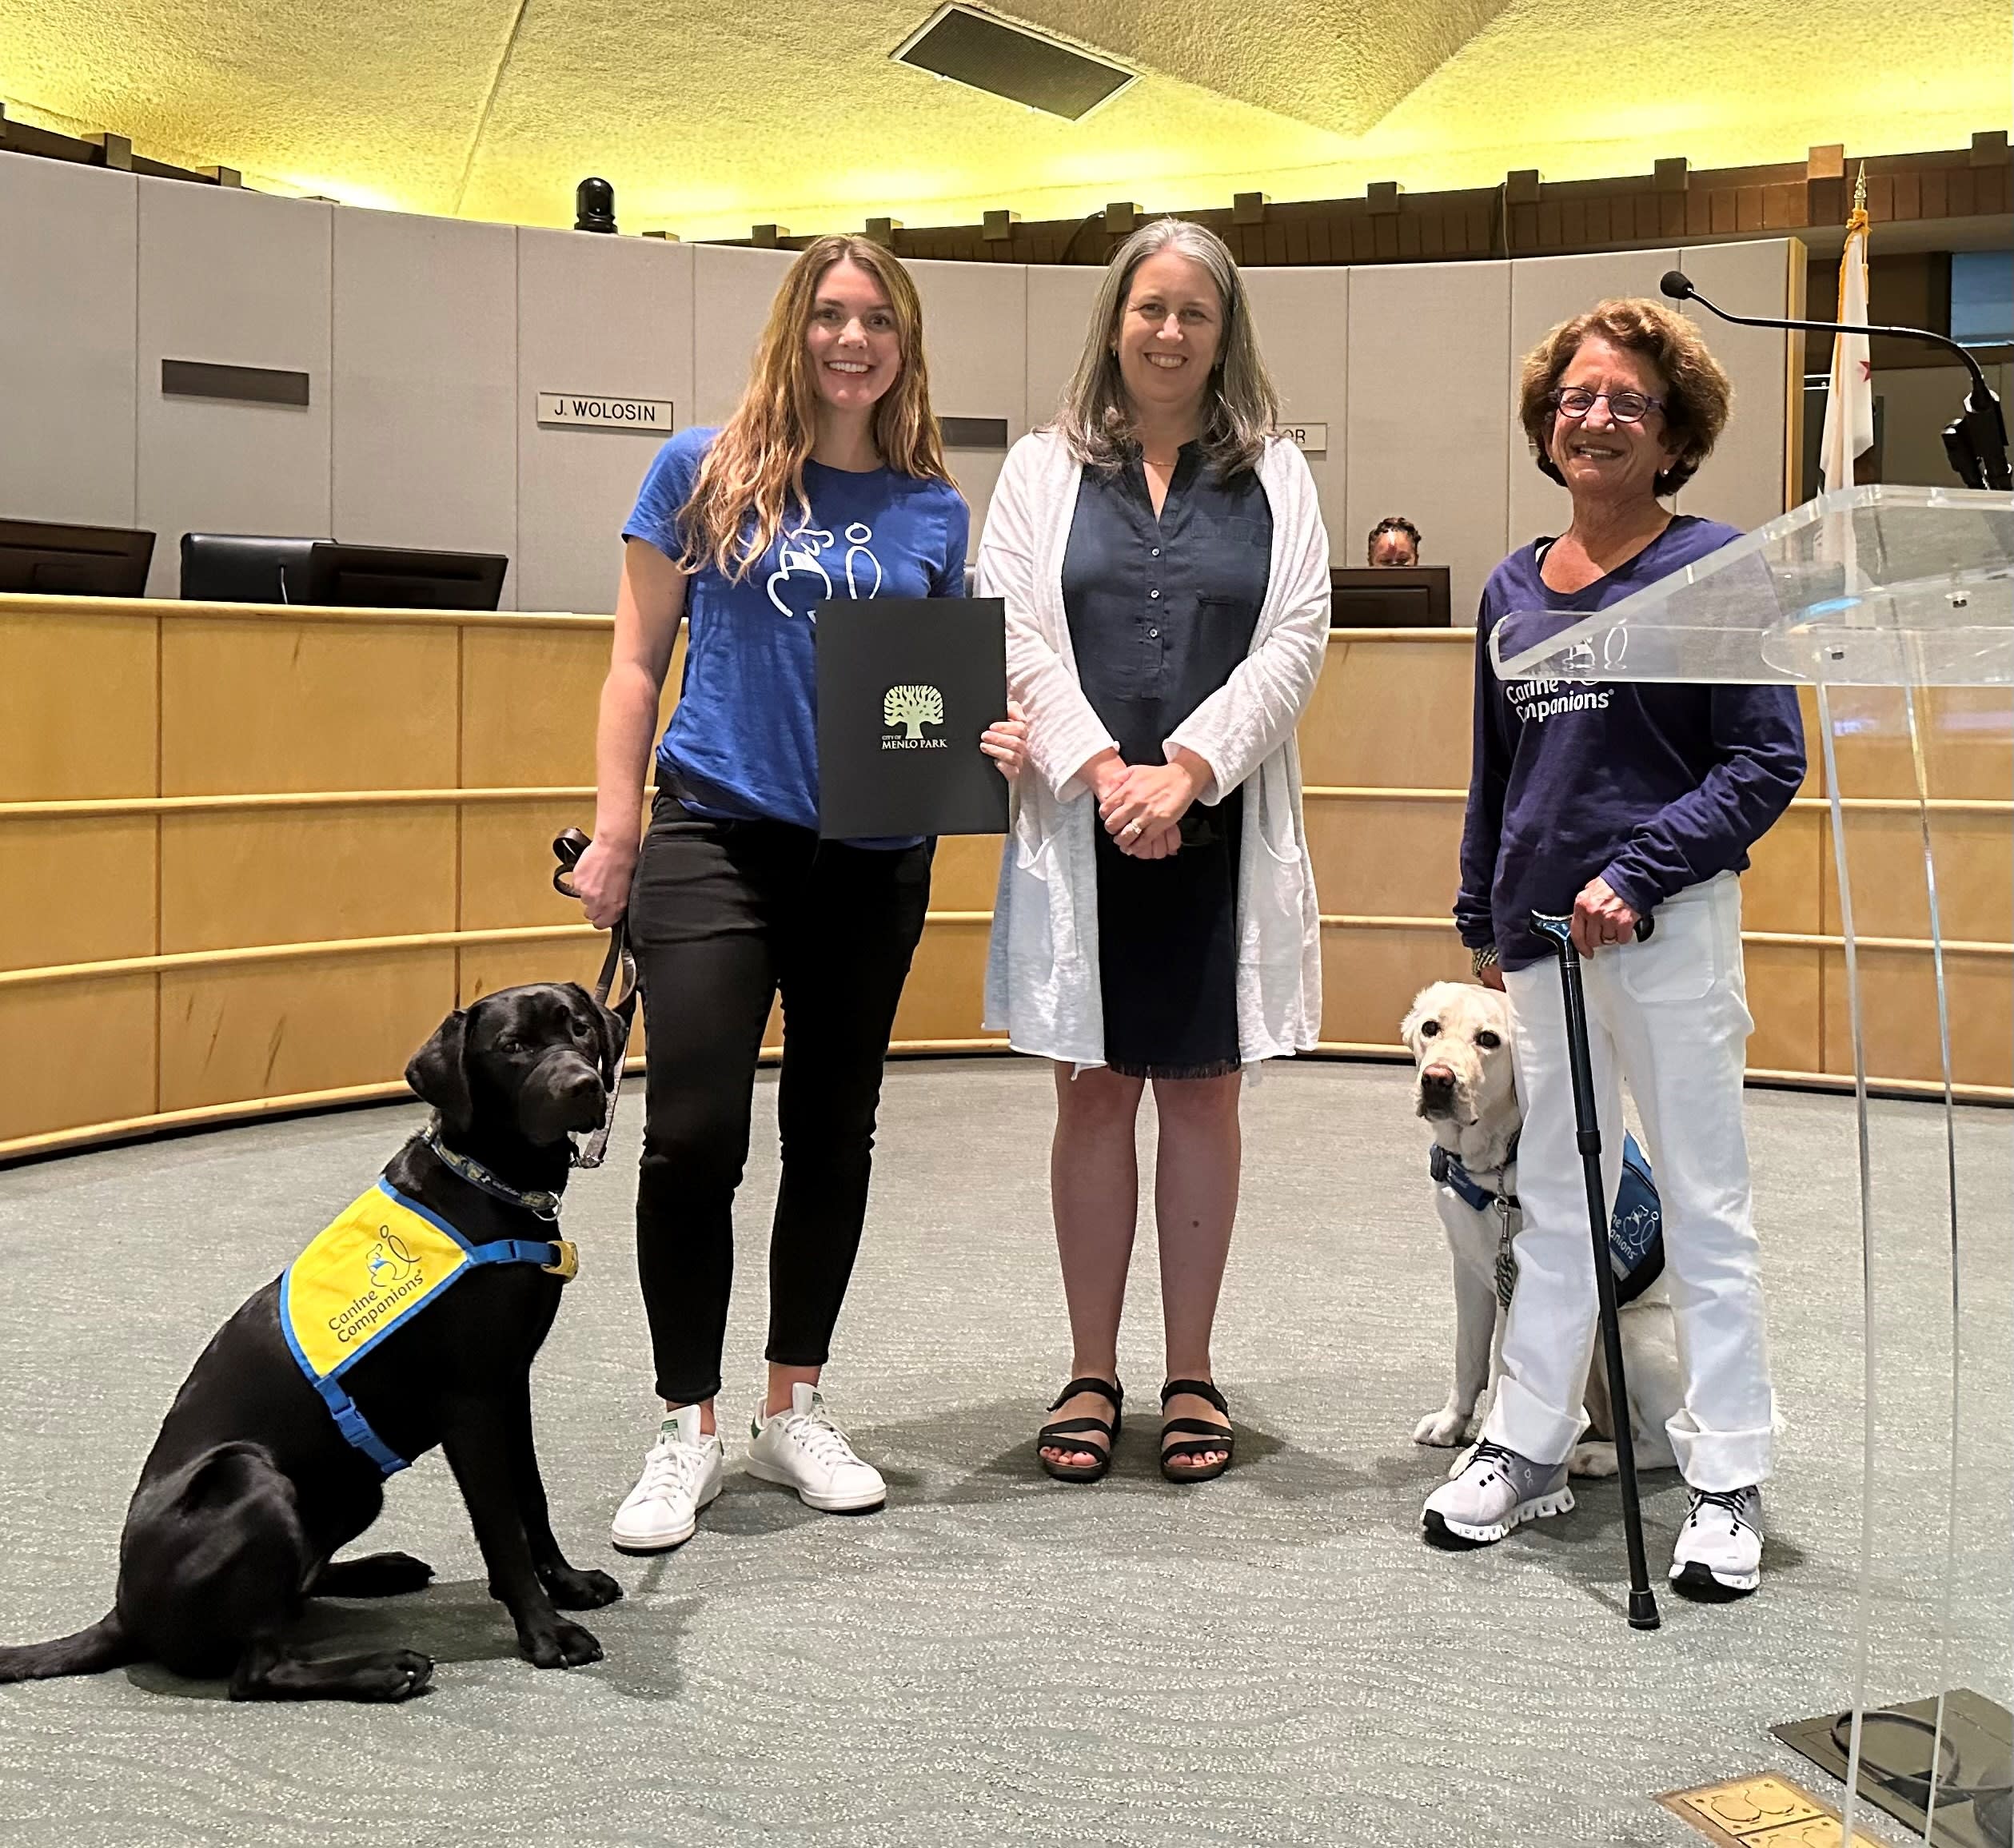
[181,533,325,604]
[0,520,155,596]
[180,536,508,611]
[1329,565,1453,628]
[303,543,508,611]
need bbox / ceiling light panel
[892,5,1135,121]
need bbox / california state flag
[1819,197,1873,492]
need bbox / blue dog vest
[1430,1131,1665,1308]
[280,1178,576,1476]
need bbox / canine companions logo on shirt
[883,683,947,748]
[1508,624,1629,723]
[766,520,886,620]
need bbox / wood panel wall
[7,114,2005,275]
[2,600,2005,1161]
[736,139,2012,270]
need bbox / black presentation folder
[815,596,1009,839]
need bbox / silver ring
[1124,819,1143,837]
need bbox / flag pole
[1819,165,1874,497]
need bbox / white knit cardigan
[977,428,1330,1068]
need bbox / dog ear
[1398,986,1435,1051]
[405,1009,473,1130]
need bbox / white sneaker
[1669,1484,1763,1596]
[609,1405,723,1554]
[1422,1440,1573,1547]
[745,1383,886,1513]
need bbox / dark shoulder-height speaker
[575,177,616,233]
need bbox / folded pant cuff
[1482,1376,1589,1469]
[1668,1424,1773,1493]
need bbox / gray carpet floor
[0,1059,2006,1848]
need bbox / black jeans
[627,795,932,1404]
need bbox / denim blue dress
[1062,444,1273,1077]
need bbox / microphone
[1661,269,2010,491]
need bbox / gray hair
[1051,218,1280,476]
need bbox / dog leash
[552,828,639,1170]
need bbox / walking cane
[1529,909,1662,1632]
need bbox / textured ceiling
[1,0,2007,237]
[1003,0,1514,137]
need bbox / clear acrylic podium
[1496,484,2013,1848]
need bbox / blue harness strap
[312,1376,411,1476]
[463,1237,572,1269]
[281,1181,576,1478]
[1431,1130,1665,1307]
[1429,1142,1504,1216]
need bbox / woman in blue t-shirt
[568,236,1023,1554]
[1424,299,1805,1598]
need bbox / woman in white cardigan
[977,219,1329,1484]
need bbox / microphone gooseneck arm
[1661,269,2012,492]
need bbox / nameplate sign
[536,392,674,432]
[1275,421,1328,456]
[939,416,1010,450]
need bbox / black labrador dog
[0,981,626,1702]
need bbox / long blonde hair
[676,237,951,581]
[1053,218,1279,476]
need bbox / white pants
[1485,873,1775,1492]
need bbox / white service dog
[1400,981,1682,1479]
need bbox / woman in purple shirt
[1425,299,1805,1598]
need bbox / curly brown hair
[1517,297,1732,497]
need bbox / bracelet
[1470,945,1501,978]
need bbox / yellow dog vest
[281,1178,576,1475]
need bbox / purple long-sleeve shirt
[1455,516,1806,970]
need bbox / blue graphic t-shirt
[1454,516,1806,970]
[623,425,969,836]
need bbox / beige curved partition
[2,597,2006,1161]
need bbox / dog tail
[0,1611,136,1683]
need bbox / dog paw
[361,1651,434,1702]
[1413,1408,1471,1448]
[374,1552,436,1593]
[520,1619,604,1670]
[1569,1442,1619,1479]
[540,1563,624,1610]
[313,1551,436,1599]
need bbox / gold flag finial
[1852,162,1868,212]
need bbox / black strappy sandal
[1036,1377,1123,1483]
[1159,1378,1235,1483]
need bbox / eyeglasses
[1551,385,1664,423]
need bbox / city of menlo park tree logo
[883,684,948,750]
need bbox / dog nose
[1420,1065,1455,1091]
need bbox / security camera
[575,178,616,233]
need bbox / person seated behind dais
[1366,516,1422,567]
